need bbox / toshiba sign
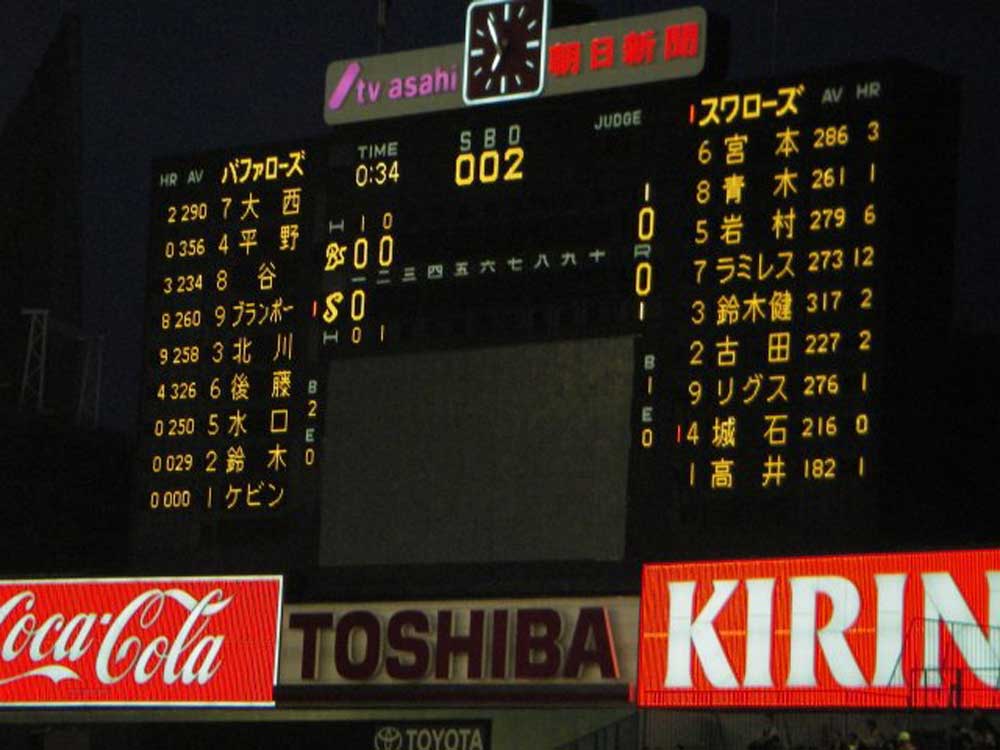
[0,576,282,706]
[638,550,1000,709]
[280,596,637,701]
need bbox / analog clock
[463,0,549,105]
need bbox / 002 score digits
[454,125,524,187]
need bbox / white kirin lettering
[664,573,1000,689]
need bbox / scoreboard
[135,62,958,576]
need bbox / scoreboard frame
[133,61,959,601]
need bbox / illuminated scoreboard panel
[137,63,956,571]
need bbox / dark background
[2,0,998,433]
[0,721,492,750]
[1,1,998,576]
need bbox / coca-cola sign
[0,576,282,706]
[638,550,1000,709]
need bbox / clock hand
[491,49,502,72]
[487,15,499,49]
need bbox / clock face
[463,0,549,105]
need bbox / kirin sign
[638,549,1000,709]
[0,576,282,706]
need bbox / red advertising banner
[638,550,1000,709]
[0,576,282,706]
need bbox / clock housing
[463,0,549,106]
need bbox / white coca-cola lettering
[54,612,99,661]
[28,613,65,662]
[662,572,1000,690]
[0,594,100,669]
[0,588,232,688]
[96,589,229,685]
[2,602,34,661]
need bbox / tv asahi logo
[374,725,485,750]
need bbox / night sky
[2,0,999,432]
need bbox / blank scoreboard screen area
[135,63,957,572]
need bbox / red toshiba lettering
[435,610,485,679]
[514,609,561,679]
[385,610,430,680]
[287,604,624,685]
